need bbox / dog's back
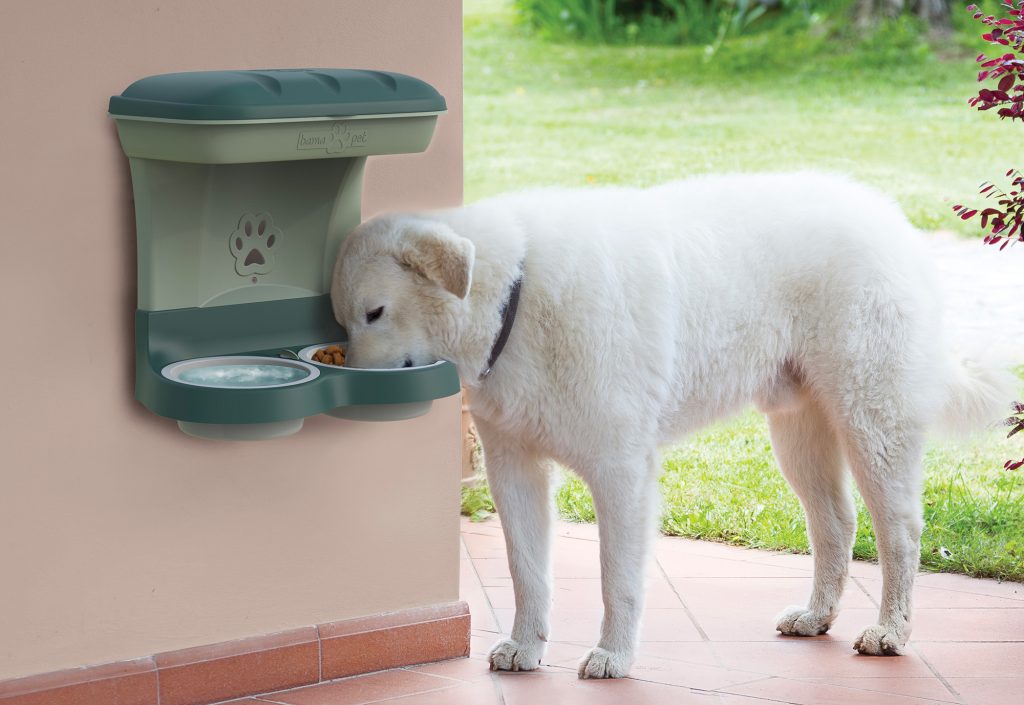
[444,172,949,453]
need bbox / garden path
[928,231,1023,359]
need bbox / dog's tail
[937,353,1018,435]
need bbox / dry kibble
[313,345,346,367]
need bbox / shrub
[513,0,820,45]
[954,1,1024,470]
[956,3,1024,249]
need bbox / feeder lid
[109,69,446,122]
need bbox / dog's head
[330,214,475,369]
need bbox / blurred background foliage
[513,0,965,46]
[463,0,1013,233]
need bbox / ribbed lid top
[109,69,446,121]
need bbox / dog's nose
[402,358,413,368]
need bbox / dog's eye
[366,306,384,324]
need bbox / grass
[461,0,1024,580]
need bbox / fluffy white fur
[330,172,1013,677]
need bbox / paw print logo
[325,123,351,154]
[326,123,367,154]
[229,212,281,277]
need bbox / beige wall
[0,0,463,681]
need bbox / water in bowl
[178,364,310,388]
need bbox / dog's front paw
[853,624,907,656]
[775,605,834,636]
[488,638,544,672]
[577,646,632,679]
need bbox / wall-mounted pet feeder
[110,69,460,440]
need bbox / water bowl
[162,356,319,389]
[159,356,319,440]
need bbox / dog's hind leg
[768,397,856,637]
[842,416,925,656]
[476,420,554,672]
[578,452,660,679]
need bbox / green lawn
[465,0,1010,233]
[461,0,1024,581]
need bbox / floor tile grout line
[244,665,459,703]
[657,545,823,570]
[856,571,966,704]
[908,642,968,705]
[911,571,1024,594]
[715,675,959,705]
[631,640,955,686]
[354,682,465,705]
[717,677,848,705]
[541,661,743,694]
[708,687,804,705]
[856,575,1024,606]
[881,607,1024,611]
[907,583,1024,602]
[672,560,816,573]
[656,556,713,644]
[399,665,474,685]
[630,647,903,686]
[859,576,970,705]
[662,575,812,580]
[489,671,507,705]
[542,663,807,704]
[255,681,461,705]
[474,637,1024,644]
[912,640,1024,643]
[851,576,879,609]
[464,533,504,638]
[708,675,778,693]
[685,676,803,705]
[475,521,811,571]
[783,675,963,704]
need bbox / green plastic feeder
[110,69,460,440]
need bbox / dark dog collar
[480,267,523,380]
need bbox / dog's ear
[398,221,475,299]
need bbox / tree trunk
[855,0,905,28]
[854,0,952,32]
[915,0,952,34]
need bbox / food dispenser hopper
[110,69,461,439]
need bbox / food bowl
[298,342,348,369]
[297,343,446,371]
[296,343,446,421]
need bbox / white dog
[331,172,1011,678]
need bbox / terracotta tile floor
[243,517,1024,705]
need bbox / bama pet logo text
[296,122,368,153]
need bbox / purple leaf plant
[957,2,1023,469]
